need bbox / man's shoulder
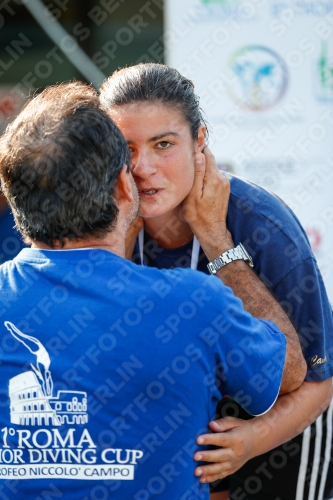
[1,247,223,302]
[122,259,230,313]
[0,258,15,279]
[133,260,219,291]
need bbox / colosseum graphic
[5,321,88,427]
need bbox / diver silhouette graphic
[5,321,88,426]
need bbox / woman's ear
[196,125,206,152]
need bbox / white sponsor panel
[165,0,333,301]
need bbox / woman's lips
[139,188,162,197]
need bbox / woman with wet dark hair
[100,64,333,500]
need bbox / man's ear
[195,125,206,152]
[117,165,134,203]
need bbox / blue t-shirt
[133,174,333,382]
[0,206,26,265]
[0,248,285,499]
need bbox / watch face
[207,262,217,274]
[239,243,254,267]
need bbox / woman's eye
[157,141,171,149]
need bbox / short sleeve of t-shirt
[273,257,333,381]
[227,175,333,381]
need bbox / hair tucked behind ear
[100,63,208,141]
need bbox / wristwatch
[207,243,254,275]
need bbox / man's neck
[31,226,126,257]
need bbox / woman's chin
[138,202,180,220]
[138,207,165,219]
[138,211,162,220]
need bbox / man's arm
[194,379,332,482]
[183,149,307,392]
[212,260,305,393]
[183,149,332,483]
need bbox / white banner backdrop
[165,0,333,301]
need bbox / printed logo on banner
[271,1,333,17]
[201,0,240,4]
[0,322,144,481]
[225,46,289,111]
[242,158,296,189]
[314,42,333,102]
[193,0,255,22]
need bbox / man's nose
[131,151,157,179]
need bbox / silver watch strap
[207,243,253,274]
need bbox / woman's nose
[131,152,157,179]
